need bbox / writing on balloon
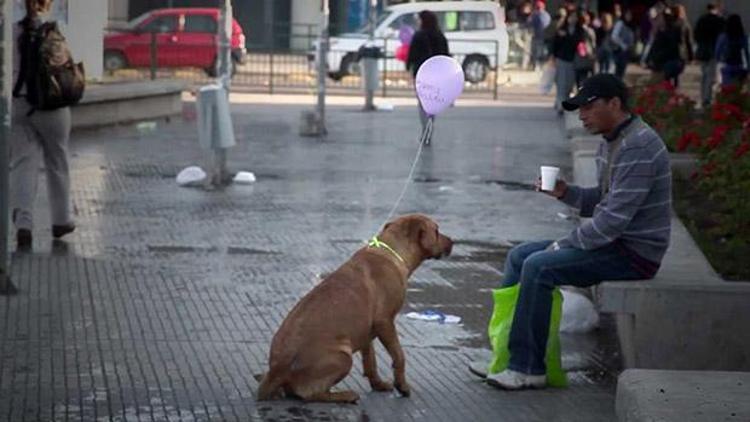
[417,83,449,105]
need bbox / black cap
[562,74,627,111]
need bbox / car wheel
[462,55,489,84]
[104,50,127,72]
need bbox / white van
[323,1,508,84]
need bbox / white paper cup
[540,166,560,191]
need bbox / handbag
[486,283,568,387]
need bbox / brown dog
[256,214,453,403]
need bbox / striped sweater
[557,117,672,268]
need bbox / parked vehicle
[314,1,509,83]
[104,8,247,76]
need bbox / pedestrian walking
[596,12,615,74]
[694,2,725,106]
[551,12,581,115]
[476,74,671,390]
[646,6,694,87]
[573,11,596,87]
[611,9,636,79]
[715,14,750,88]
[406,10,449,145]
[11,0,81,251]
[529,1,551,70]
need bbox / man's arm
[557,144,662,250]
[559,185,602,217]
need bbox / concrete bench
[564,114,750,371]
[616,369,750,422]
[72,80,186,129]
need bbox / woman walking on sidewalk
[11,0,77,251]
[406,10,449,145]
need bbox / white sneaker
[468,361,490,379]
[486,369,546,390]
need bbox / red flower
[677,131,699,152]
[633,106,645,115]
[734,142,750,159]
[702,161,717,176]
[659,80,675,92]
[721,84,739,95]
[707,125,730,149]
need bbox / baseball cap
[562,74,628,111]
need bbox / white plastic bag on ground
[176,166,207,187]
[560,289,599,333]
[539,61,556,95]
[233,171,256,184]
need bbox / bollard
[197,84,236,186]
[360,43,380,111]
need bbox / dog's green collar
[368,236,405,264]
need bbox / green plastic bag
[487,284,568,387]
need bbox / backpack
[13,20,85,112]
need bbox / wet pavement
[0,97,619,421]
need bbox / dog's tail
[256,368,286,401]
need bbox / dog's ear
[419,220,438,256]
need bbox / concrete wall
[67,1,107,81]
[108,0,129,28]
[291,0,321,51]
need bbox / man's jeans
[501,240,643,375]
[700,60,718,106]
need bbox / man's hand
[535,177,568,199]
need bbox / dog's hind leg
[288,347,359,404]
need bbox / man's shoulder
[621,120,664,150]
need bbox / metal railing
[102,25,517,99]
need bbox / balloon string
[378,116,433,233]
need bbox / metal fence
[102,24,527,98]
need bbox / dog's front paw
[369,378,394,392]
[395,381,411,397]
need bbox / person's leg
[700,61,711,106]
[555,60,575,111]
[614,51,627,79]
[9,101,43,232]
[501,241,554,287]
[32,107,73,228]
[554,59,566,111]
[507,243,643,375]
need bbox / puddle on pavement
[257,404,369,422]
[147,245,219,254]
[227,247,281,255]
[480,179,536,191]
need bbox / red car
[104,8,247,76]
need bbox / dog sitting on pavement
[257,214,453,403]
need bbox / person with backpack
[715,14,750,88]
[11,0,85,251]
[647,6,694,88]
[406,10,449,146]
